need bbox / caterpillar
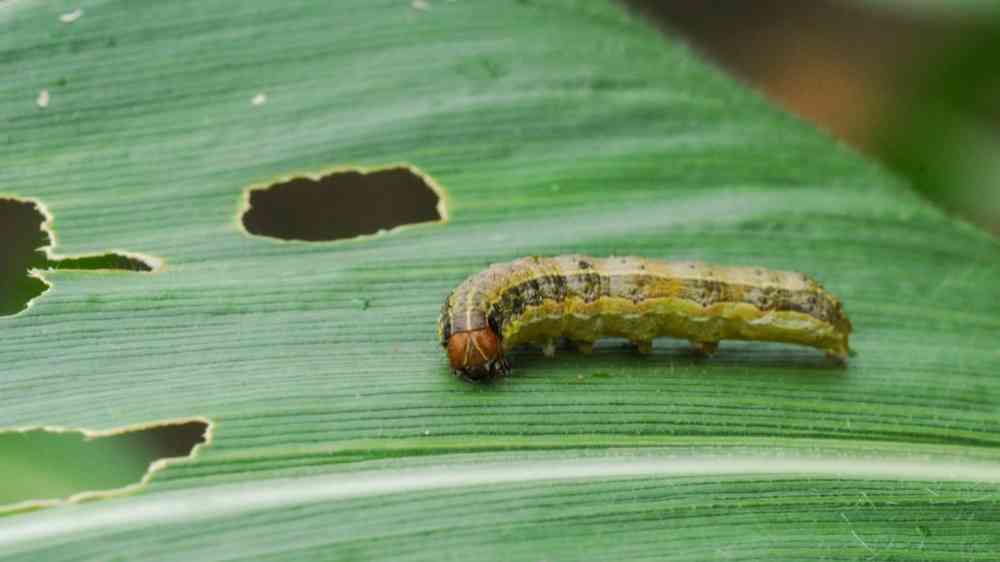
[438,255,852,380]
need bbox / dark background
[626,0,1000,234]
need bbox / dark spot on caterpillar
[570,270,605,303]
[628,275,649,303]
[578,260,592,270]
[689,279,722,307]
[439,303,453,347]
[545,273,568,300]
[497,281,537,322]
[523,279,544,306]
[487,310,503,336]
[504,293,526,319]
[756,290,773,309]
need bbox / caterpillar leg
[824,340,851,365]
[690,341,719,356]
[573,340,595,354]
[455,356,510,382]
[542,339,557,358]
[825,352,847,366]
[632,340,653,355]
[492,357,512,376]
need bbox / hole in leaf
[0,197,158,317]
[0,419,210,512]
[240,166,447,242]
[49,254,154,272]
[0,199,50,317]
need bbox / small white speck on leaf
[60,8,83,24]
[36,89,50,109]
[252,93,268,106]
[412,0,430,11]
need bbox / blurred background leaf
[629,0,1000,233]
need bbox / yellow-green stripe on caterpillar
[438,256,852,380]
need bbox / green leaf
[2,0,999,559]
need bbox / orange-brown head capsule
[446,328,509,381]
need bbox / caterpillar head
[446,328,510,381]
